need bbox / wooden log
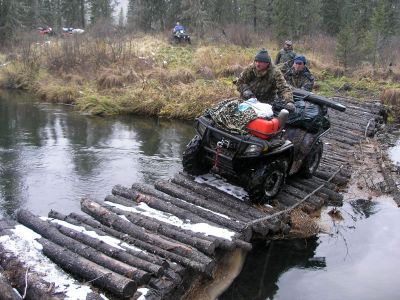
[292,178,343,205]
[105,194,138,207]
[149,277,176,297]
[82,199,214,265]
[315,170,349,185]
[152,181,254,236]
[16,210,150,285]
[283,184,326,207]
[101,202,217,255]
[80,198,215,275]
[105,202,251,252]
[40,238,137,298]
[113,185,212,225]
[51,219,165,277]
[48,213,183,285]
[0,244,64,300]
[283,183,326,209]
[170,174,277,236]
[123,184,252,241]
[0,271,22,300]
[60,212,170,269]
[172,173,266,219]
[323,141,354,152]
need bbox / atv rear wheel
[182,135,210,175]
[299,140,323,178]
[247,159,288,204]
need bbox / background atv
[182,89,346,204]
[171,30,191,44]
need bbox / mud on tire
[182,135,210,175]
[247,159,288,204]
[299,140,323,178]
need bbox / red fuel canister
[246,118,280,139]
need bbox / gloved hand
[284,102,296,113]
[242,89,255,100]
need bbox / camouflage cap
[284,40,293,46]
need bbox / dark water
[1,91,400,300]
[0,90,195,216]
[220,199,400,300]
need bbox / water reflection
[219,237,323,300]
[220,201,400,300]
[0,90,195,217]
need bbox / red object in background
[246,118,280,139]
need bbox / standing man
[236,49,295,111]
[275,40,296,73]
[284,55,315,91]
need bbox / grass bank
[1,34,399,119]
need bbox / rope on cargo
[245,165,343,229]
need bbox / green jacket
[284,67,315,92]
[236,64,293,104]
[275,48,296,66]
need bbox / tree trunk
[172,173,265,219]
[81,198,215,275]
[101,200,217,255]
[40,238,137,298]
[0,271,22,300]
[16,210,150,285]
[53,221,165,277]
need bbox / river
[1,91,399,300]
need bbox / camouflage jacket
[205,98,258,134]
[274,49,296,66]
[235,64,293,104]
[284,66,315,92]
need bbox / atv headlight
[197,122,207,137]
[244,144,263,155]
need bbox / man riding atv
[235,48,295,112]
[171,22,191,44]
[182,49,345,204]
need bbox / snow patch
[105,201,235,240]
[137,288,149,300]
[0,225,105,300]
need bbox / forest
[0,0,399,68]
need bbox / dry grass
[289,208,320,238]
[97,69,125,89]
[146,67,195,85]
[2,33,400,118]
[380,88,400,106]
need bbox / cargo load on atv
[182,89,346,204]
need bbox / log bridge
[0,97,390,300]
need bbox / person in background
[173,22,184,33]
[236,48,295,111]
[284,55,315,91]
[275,40,296,73]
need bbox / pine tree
[118,7,124,28]
[88,0,115,24]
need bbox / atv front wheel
[247,159,288,204]
[182,135,210,175]
[299,140,323,178]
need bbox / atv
[182,89,346,204]
[171,30,191,44]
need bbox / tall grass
[1,30,400,118]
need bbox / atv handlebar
[293,88,346,112]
